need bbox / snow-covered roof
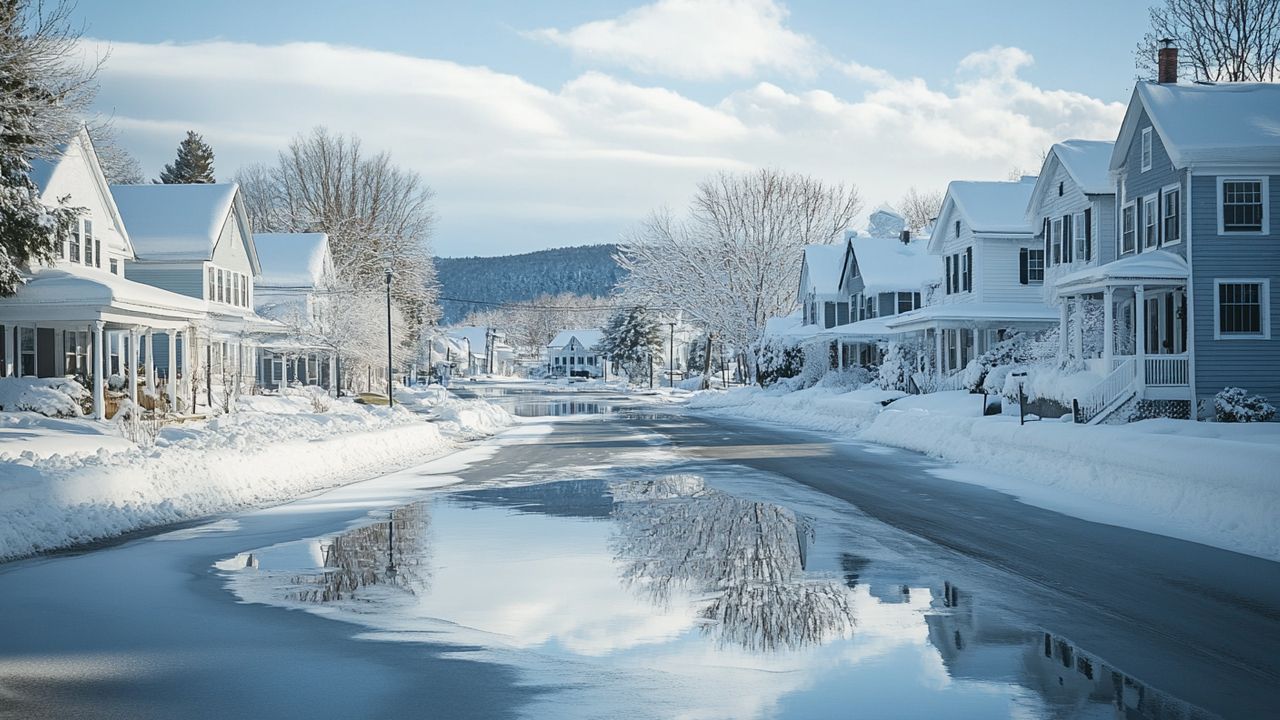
[801,244,847,295]
[1052,140,1115,195]
[0,268,206,322]
[882,302,1057,331]
[547,328,604,350]
[849,237,939,295]
[1055,250,1188,294]
[253,233,329,288]
[946,179,1037,234]
[817,317,898,339]
[110,183,239,261]
[1115,82,1280,170]
[762,310,804,339]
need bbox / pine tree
[598,307,663,381]
[158,131,215,184]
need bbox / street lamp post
[666,321,676,389]
[385,269,394,409]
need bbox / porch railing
[1145,354,1189,386]
[1072,358,1136,424]
[911,369,967,394]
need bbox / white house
[884,178,1058,379]
[251,232,336,391]
[0,128,206,419]
[547,329,605,378]
[448,326,516,376]
[797,244,850,329]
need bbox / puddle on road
[217,476,1216,720]
[511,400,616,417]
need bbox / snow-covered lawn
[689,385,1280,562]
[0,389,513,561]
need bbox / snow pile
[688,383,903,434]
[0,377,88,417]
[0,392,513,560]
[396,385,514,437]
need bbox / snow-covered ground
[689,385,1280,562]
[0,387,513,561]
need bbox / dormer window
[1140,127,1153,172]
[954,220,961,237]
[69,220,82,263]
[1058,182,1064,197]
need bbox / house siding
[1033,155,1118,300]
[937,220,976,305]
[1189,172,1280,408]
[123,265,206,300]
[981,237,1045,304]
[1118,107,1186,260]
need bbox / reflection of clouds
[290,503,431,603]
[610,475,855,652]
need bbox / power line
[440,295,676,313]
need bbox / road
[0,383,1275,719]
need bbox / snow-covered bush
[878,338,928,392]
[999,362,1097,407]
[107,373,126,391]
[754,337,803,386]
[794,340,834,389]
[817,366,873,390]
[0,377,88,417]
[1214,387,1276,423]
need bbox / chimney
[899,229,911,245]
[1158,38,1178,84]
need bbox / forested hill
[435,244,627,323]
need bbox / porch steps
[1095,393,1140,425]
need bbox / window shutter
[1019,248,1029,285]
[1063,214,1072,261]
[1156,189,1163,246]
[1084,207,1092,261]
[965,247,973,292]
[945,255,952,294]
[1043,218,1051,266]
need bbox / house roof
[882,301,1058,331]
[547,328,604,350]
[945,179,1038,234]
[801,244,847,295]
[1052,140,1115,195]
[253,233,329,288]
[762,310,805,339]
[817,317,897,339]
[1055,250,1188,294]
[0,268,207,321]
[110,183,240,261]
[1114,82,1280,170]
[849,237,939,295]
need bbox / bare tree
[619,168,861,354]
[897,186,944,234]
[459,292,613,356]
[86,119,145,184]
[1137,0,1280,82]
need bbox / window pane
[1223,181,1263,232]
[1219,282,1263,334]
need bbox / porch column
[1071,299,1084,360]
[2,325,13,377]
[970,327,979,367]
[1134,284,1146,391]
[934,323,944,375]
[127,327,139,406]
[92,321,105,420]
[145,328,156,396]
[1059,301,1070,359]
[167,331,177,412]
[329,353,338,397]
[1102,287,1115,370]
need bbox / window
[95,240,101,268]
[83,220,94,266]
[216,269,224,303]
[1121,202,1136,255]
[1051,217,1063,265]
[1140,127,1152,172]
[63,330,89,377]
[836,302,849,326]
[1219,178,1267,234]
[207,267,216,300]
[824,302,837,328]
[232,273,240,307]
[896,292,919,314]
[110,259,119,275]
[1215,280,1270,339]
[241,275,249,307]
[1143,197,1158,249]
[223,271,231,304]
[19,327,35,377]
[69,219,82,263]
[1163,187,1181,245]
[954,220,960,238]
[1027,248,1045,283]
[962,248,972,292]
[1072,212,1087,262]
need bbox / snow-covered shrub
[754,337,803,386]
[878,338,928,392]
[793,340,834,389]
[962,329,1061,393]
[1214,387,1276,423]
[0,377,88,417]
[999,362,1097,407]
[107,373,126,391]
[817,366,873,390]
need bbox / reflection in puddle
[217,476,1217,719]
[512,400,615,417]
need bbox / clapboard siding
[1031,153,1118,301]
[981,238,1045,304]
[935,217,977,305]
[1189,173,1280,407]
[124,265,206,301]
[1117,107,1186,259]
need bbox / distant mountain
[435,244,627,324]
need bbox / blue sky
[71,1,1153,256]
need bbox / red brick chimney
[1158,38,1178,84]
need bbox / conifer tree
[158,131,215,184]
[598,307,663,381]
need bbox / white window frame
[1140,127,1153,172]
[1072,211,1087,262]
[1027,248,1045,284]
[1143,196,1159,249]
[1120,201,1136,256]
[960,250,970,293]
[1051,217,1064,265]
[1216,176,1269,235]
[1162,183,1182,246]
[1214,278,1271,340]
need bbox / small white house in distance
[0,127,206,419]
[447,326,516,376]
[251,232,336,391]
[547,329,605,378]
[797,244,850,329]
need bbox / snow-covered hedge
[0,377,88,417]
[1214,387,1276,423]
[998,362,1096,408]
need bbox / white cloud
[83,38,1125,255]
[528,0,822,81]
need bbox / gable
[35,130,134,261]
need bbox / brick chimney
[1158,38,1178,84]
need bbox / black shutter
[1043,218,1051,266]
[965,247,973,292]
[1156,190,1163,246]
[945,255,952,294]
[1063,214,1072,261]
[1019,248,1029,285]
[1084,207,1093,261]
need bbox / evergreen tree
[158,130,215,184]
[598,307,663,381]
[1,0,98,296]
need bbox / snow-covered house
[111,182,274,400]
[1027,140,1118,301]
[251,233,336,390]
[547,329,605,378]
[0,128,206,419]
[1056,77,1280,422]
[884,179,1057,379]
[448,326,516,376]
[797,244,849,329]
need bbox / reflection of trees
[610,475,855,652]
[291,502,432,603]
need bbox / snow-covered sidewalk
[0,388,513,561]
[688,386,1280,562]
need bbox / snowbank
[690,383,1280,561]
[0,393,513,561]
[0,377,88,417]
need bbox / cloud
[83,38,1125,255]
[528,0,822,81]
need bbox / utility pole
[666,321,676,389]
[385,269,394,408]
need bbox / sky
[71,0,1153,257]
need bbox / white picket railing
[1072,358,1136,424]
[911,369,967,394]
[1146,354,1190,386]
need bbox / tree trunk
[701,333,713,390]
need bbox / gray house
[1057,70,1280,421]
